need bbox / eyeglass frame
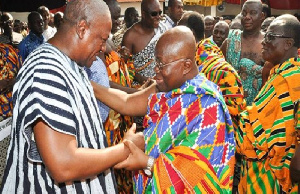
[154,58,187,72]
[263,32,292,43]
[145,10,162,17]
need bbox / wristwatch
[143,156,155,177]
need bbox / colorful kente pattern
[236,58,300,193]
[196,38,246,129]
[105,50,135,194]
[0,43,22,119]
[133,74,235,193]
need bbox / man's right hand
[123,123,145,151]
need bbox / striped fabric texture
[133,74,235,193]
[196,38,246,129]
[0,43,117,193]
[236,57,300,193]
[0,43,22,119]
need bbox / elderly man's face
[154,40,187,92]
[81,19,112,67]
[213,23,229,47]
[241,2,264,31]
[261,21,292,65]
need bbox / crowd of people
[0,0,299,193]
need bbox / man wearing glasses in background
[235,14,300,193]
[0,13,23,48]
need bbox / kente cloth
[133,74,236,193]
[196,38,246,120]
[0,43,22,119]
[18,31,45,62]
[183,0,222,6]
[226,29,263,105]
[133,23,166,81]
[235,57,300,193]
[105,50,135,194]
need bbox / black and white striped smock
[0,43,117,193]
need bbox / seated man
[92,26,235,193]
[235,14,300,193]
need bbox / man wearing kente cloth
[235,14,300,193]
[92,26,235,193]
[221,0,265,106]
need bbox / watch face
[144,169,152,176]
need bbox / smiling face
[79,18,112,67]
[241,1,264,32]
[142,0,162,28]
[154,26,197,92]
[261,21,292,65]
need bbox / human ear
[183,59,192,75]
[76,19,88,39]
[284,38,295,50]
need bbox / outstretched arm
[34,120,144,183]
[92,81,157,116]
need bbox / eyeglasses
[147,10,162,17]
[155,58,186,71]
[263,32,292,43]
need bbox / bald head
[141,0,160,11]
[271,14,300,48]
[154,26,198,91]
[156,26,196,60]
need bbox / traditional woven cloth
[133,74,235,193]
[183,0,222,6]
[0,43,22,119]
[196,38,246,122]
[236,57,300,193]
[226,29,263,105]
[105,50,135,194]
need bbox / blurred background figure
[0,13,23,47]
[162,0,184,30]
[18,11,45,62]
[261,16,275,32]
[112,7,139,48]
[37,6,56,41]
[204,15,215,38]
[212,21,229,47]
[54,11,64,30]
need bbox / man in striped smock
[0,0,144,193]
[235,14,300,193]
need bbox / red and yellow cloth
[196,38,246,128]
[0,43,22,119]
[104,50,135,193]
